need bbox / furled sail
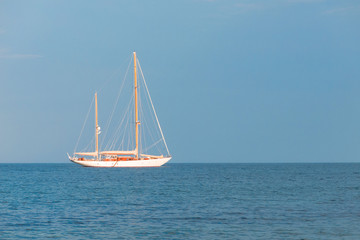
[141,154,163,158]
[75,152,98,156]
[100,150,136,155]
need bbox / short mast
[95,92,99,160]
[134,52,139,159]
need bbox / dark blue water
[0,163,359,239]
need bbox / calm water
[0,163,359,239]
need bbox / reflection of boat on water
[69,52,171,167]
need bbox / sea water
[0,163,359,239]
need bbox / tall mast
[95,92,99,160]
[134,52,139,159]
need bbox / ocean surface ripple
[0,163,359,239]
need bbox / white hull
[70,157,171,168]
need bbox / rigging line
[142,79,159,135]
[139,101,147,155]
[106,91,134,150]
[140,103,158,152]
[100,56,133,148]
[139,93,149,155]
[108,113,126,150]
[81,135,95,153]
[105,91,133,149]
[74,95,95,154]
[130,103,135,151]
[110,99,131,150]
[97,55,132,94]
[139,89,142,156]
[118,124,126,150]
[114,110,130,150]
[142,138,163,153]
[138,67,162,155]
[119,100,132,151]
[112,158,120,167]
[138,62,161,133]
[127,121,131,152]
[144,111,162,154]
[139,78,163,154]
[138,72,157,154]
[137,59,171,156]
[145,113,163,153]
[138,71,158,140]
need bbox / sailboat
[69,52,171,167]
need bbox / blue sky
[0,0,359,163]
